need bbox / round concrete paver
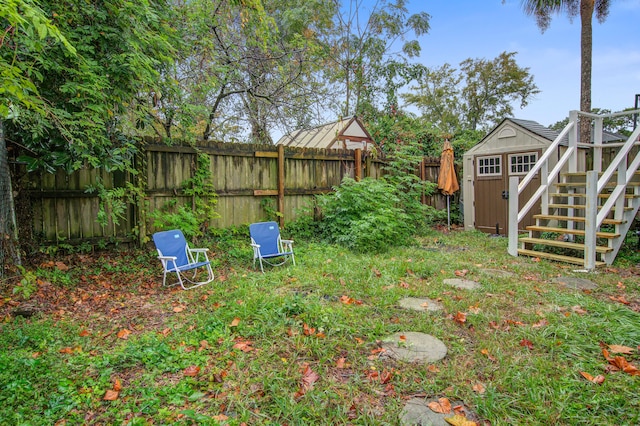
[398,297,444,312]
[400,398,476,426]
[443,278,480,290]
[551,276,598,290]
[400,398,449,426]
[381,332,447,363]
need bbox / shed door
[474,151,541,235]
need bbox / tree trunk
[0,119,21,276]
[579,0,594,143]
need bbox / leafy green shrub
[316,177,413,252]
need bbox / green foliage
[5,0,177,173]
[381,135,437,228]
[13,266,38,300]
[317,177,414,252]
[403,51,539,132]
[260,198,283,221]
[151,154,218,241]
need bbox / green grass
[1,230,639,425]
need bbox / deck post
[508,176,519,256]
[584,171,598,270]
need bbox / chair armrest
[281,239,294,245]
[158,255,177,261]
[250,243,261,248]
[188,247,210,262]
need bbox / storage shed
[462,118,623,235]
[276,116,375,151]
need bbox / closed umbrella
[437,139,459,229]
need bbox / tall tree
[403,52,539,132]
[325,0,430,118]
[5,0,177,173]
[518,0,611,142]
[1,0,76,272]
[147,0,333,144]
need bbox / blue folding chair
[249,221,295,273]
[152,230,214,290]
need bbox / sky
[402,0,640,127]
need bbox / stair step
[550,193,638,199]
[518,237,612,253]
[525,225,620,239]
[547,203,633,211]
[517,249,606,267]
[533,214,624,225]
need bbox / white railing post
[569,110,579,173]
[593,116,603,173]
[541,160,549,215]
[584,171,598,270]
[508,176,520,256]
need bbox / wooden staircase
[516,172,640,266]
[507,109,640,269]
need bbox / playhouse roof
[276,116,374,150]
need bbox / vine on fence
[151,153,219,240]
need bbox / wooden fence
[21,140,452,245]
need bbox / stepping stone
[443,278,480,290]
[480,268,516,278]
[398,297,443,312]
[381,332,447,363]
[400,398,476,426]
[400,398,449,426]
[550,276,598,290]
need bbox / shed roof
[276,116,374,150]
[466,118,625,157]
[509,118,625,144]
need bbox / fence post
[354,149,362,181]
[278,144,285,227]
[420,157,427,204]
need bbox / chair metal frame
[249,221,295,273]
[152,229,214,290]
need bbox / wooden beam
[278,144,285,227]
[354,149,362,181]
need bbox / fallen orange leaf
[230,317,241,327]
[472,383,486,394]
[173,306,185,313]
[580,371,605,384]
[454,269,468,277]
[453,312,467,325]
[78,329,90,337]
[55,261,69,271]
[336,357,346,369]
[427,364,440,373]
[608,344,634,354]
[113,378,122,391]
[520,339,534,350]
[183,366,201,377]
[444,414,477,426]
[233,339,254,352]
[428,397,452,414]
[103,390,119,401]
[302,323,316,336]
[117,329,131,339]
[480,348,497,362]
[294,364,320,399]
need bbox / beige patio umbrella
[437,139,459,229]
